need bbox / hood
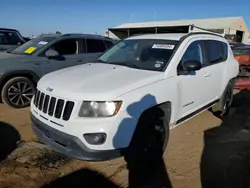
[0,52,25,59]
[38,63,164,100]
[234,54,250,65]
[0,52,44,69]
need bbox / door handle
[204,73,211,77]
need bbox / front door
[177,40,214,119]
[37,38,85,76]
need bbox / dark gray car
[0,33,115,108]
[0,28,30,52]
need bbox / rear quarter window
[86,39,106,53]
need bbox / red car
[233,45,250,90]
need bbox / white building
[106,16,249,43]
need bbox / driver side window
[178,40,205,71]
[51,39,78,55]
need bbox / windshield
[11,37,55,55]
[98,39,179,71]
[233,48,250,55]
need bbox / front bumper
[31,114,122,161]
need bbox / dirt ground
[1,90,250,188]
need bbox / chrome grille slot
[48,97,56,116]
[63,101,74,121]
[55,99,64,119]
[38,93,45,110]
[33,89,74,121]
[34,90,38,106]
[43,95,50,113]
[35,90,41,107]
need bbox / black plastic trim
[31,114,122,161]
[176,99,219,124]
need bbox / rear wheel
[124,107,170,162]
[212,80,235,116]
[1,77,36,108]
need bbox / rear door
[204,40,228,99]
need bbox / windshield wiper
[96,59,107,63]
[108,61,140,69]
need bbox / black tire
[124,107,170,162]
[1,77,36,108]
[211,80,235,116]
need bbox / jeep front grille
[34,90,74,121]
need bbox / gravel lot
[1,90,250,188]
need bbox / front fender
[0,70,40,87]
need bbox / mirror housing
[182,60,202,72]
[45,49,59,58]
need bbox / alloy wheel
[7,81,35,107]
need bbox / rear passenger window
[207,40,223,64]
[104,40,114,49]
[86,39,106,53]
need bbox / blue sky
[1,0,250,36]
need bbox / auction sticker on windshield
[152,44,175,50]
[24,47,37,54]
[38,41,48,45]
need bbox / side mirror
[182,60,202,72]
[45,49,59,58]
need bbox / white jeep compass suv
[30,32,239,161]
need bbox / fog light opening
[83,133,107,145]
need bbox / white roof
[113,17,242,30]
[127,33,187,40]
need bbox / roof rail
[62,33,111,39]
[0,28,18,32]
[185,31,224,38]
[179,31,224,43]
[189,24,224,36]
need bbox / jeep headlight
[79,101,122,117]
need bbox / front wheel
[124,107,170,162]
[1,77,36,108]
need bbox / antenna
[153,10,157,20]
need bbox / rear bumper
[31,114,122,161]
